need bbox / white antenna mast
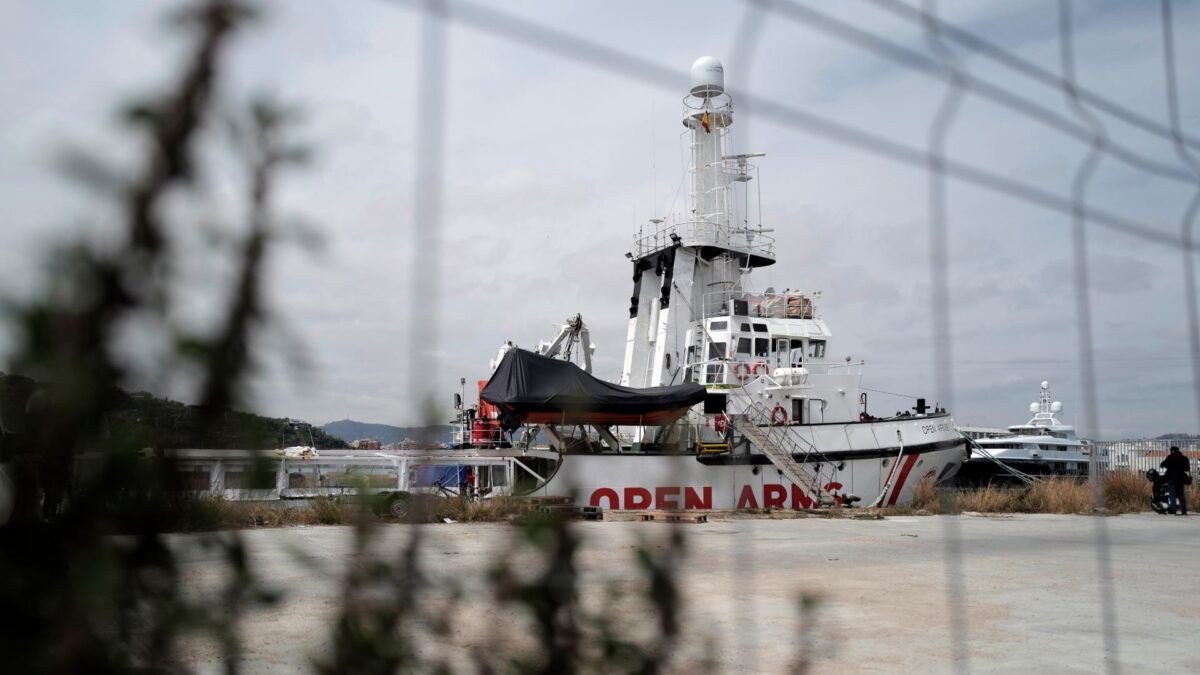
[651,104,658,221]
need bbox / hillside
[0,372,346,450]
[321,419,454,445]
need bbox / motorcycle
[1146,468,1171,514]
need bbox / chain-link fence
[3,0,1199,672]
[393,2,1200,673]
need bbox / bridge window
[710,320,728,331]
[708,341,727,359]
[754,338,769,357]
[752,323,768,333]
[808,339,826,359]
[736,337,752,355]
[740,322,751,332]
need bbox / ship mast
[620,57,774,389]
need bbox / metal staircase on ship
[729,399,839,507]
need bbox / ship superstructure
[621,56,780,389]
[621,57,861,433]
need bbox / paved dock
[173,513,1199,673]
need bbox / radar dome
[1051,401,1063,413]
[690,56,725,97]
[1029,403,1039,413]
[1041,381,1049,390]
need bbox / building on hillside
[350,438,381,450]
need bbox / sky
[2,0,1200,439]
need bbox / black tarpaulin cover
[480,348,706,419]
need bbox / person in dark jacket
[1160,446,1190,515]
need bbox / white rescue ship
[460,57,967,510]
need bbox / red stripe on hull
[886,453,921,506]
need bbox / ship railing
[94,448,543,502]
[686,357,776,387]
[633,218,774,258]
[701,289,818,320]
[451,425,507,448]
[823,360,865,376]
[685,355,858,384]
[731,397,838,498]
[736,399,824,456]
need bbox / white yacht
[959,381,1094,483]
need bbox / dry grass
[1024,478,1093,514]
[1102,471,1150,513]
[214,501,313,528]
[935,473,1179,516]
[430,496,531,523]
[165,494,540,531]
[310,497,352,525]
[170,496,354,531]
[910,477,941,513]
[954,485,1022,513]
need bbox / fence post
[276,458,287,496]
[209,459,224,496]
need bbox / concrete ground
[173,513,1199,673]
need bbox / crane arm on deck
[536,313,593,373]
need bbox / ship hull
[530,417,966,509]
[955,457,1089,486]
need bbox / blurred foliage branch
[0,1,297,672]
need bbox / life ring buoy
[770,404,789,426]
[714,413,728,434]
[752,361,768,376]
[733,362,752,382]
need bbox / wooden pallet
[535,503,604,521]
[515,497,605,521]
[639,510,709,523]
[525,496,574,507]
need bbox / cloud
[1038,253,1156,295]
[2,0,1199,438]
